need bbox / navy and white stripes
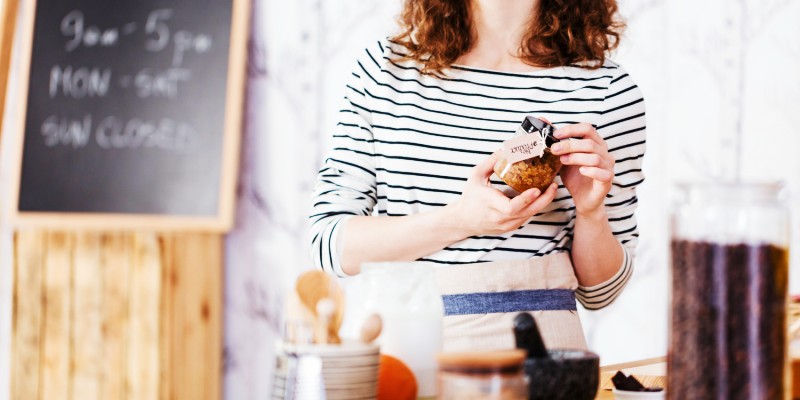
[575,245,634,309]
[310,39,646,310]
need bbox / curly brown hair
[391,0,625,75]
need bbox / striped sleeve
[309,53,378,277]
[576,246,634,309]
[576,66,646,310]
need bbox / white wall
[588,0,800,362]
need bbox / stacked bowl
[273,341,380,400]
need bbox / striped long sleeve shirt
[309,39,645,310]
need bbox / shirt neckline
[448,63,566,78]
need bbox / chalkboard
[9,0,248,230]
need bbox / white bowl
[280,341,379,357]
[613,389,666,400]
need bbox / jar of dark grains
[670,183,790,400]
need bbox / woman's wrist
[575,206,608,222]
[437,201,473,242]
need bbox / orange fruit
[377,354,417,400]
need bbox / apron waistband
[433,253,577,296]
[442,288,577,316]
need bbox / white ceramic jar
[360,262,444,398]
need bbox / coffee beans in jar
[669,183,791,400]
[494,116,562,194]
[669,241,788,399]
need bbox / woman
[309,0,645,351]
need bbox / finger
[468,184,515,214]
[579,166,615,183]
[559,153,607,168]
[508,188,542,215]
[501,216,533,233]
[554,123,603,144]
[537,116,553,125]
[469,151,501,184]
[485,187,515,213]
[519,182,558,216]
[550,139,599,156]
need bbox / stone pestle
[513,312,548,359]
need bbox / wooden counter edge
[600,356,666,373]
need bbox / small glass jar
[437,350,528,400]
[494,116,562,194]
[669,182,790,399]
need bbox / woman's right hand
[446,151,558,237]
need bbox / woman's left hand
[549,123,614,216]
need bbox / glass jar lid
[519,116,559,147]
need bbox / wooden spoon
[316,298,336,344]
[295,270,344,344]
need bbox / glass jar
[669,182,790,399]
[789,298,800,399]
[360,262,445,398]
[437,350,528,400]
[494,116,562,194]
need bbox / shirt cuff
[575,244,634,310]
[330,215,354,278]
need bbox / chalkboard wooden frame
[8,0,249,231]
